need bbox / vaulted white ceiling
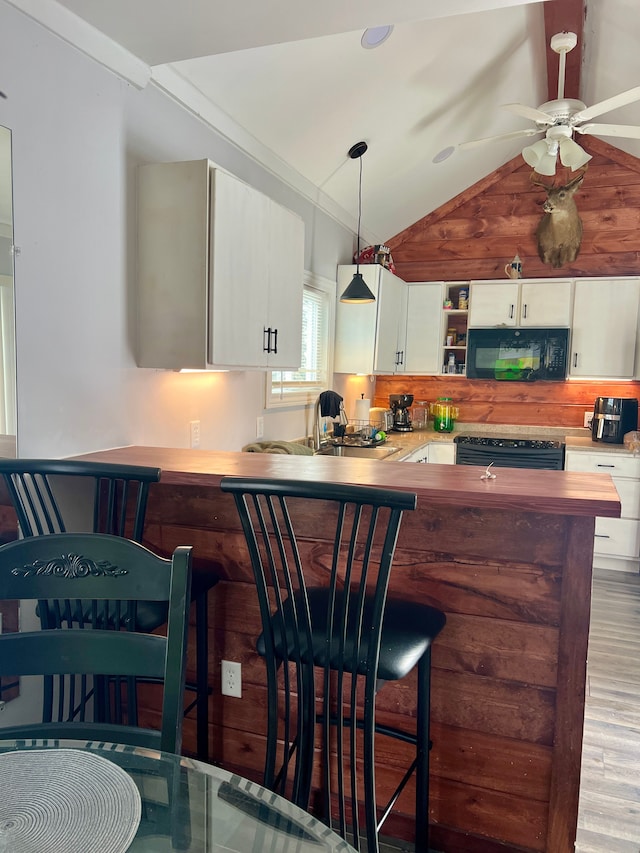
[9,0,640,243]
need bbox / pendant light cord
[356,153,362,273]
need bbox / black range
[454,435,565,470]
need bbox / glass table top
[0,738,356,852]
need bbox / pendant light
[340,141,376,304]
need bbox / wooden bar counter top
[71,446,620,853]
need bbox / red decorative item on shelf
[354,244,396,274]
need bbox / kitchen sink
[315,444,400,460]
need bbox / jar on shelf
[447,328,457,346]
[458,289,468,310]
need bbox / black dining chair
[219,476,446,853]
[0,532,192,753]
[0,459,217,759]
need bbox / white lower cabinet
[401,442,455,464]
[565,450,640,572]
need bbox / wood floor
[575,568,640,853]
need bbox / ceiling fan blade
[458,128,543,150]
[572,86,640,122]
[501,103,554,125]
[576,123,640,140]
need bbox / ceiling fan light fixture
[535,152,558,177]
[559,137,592,170]
[522,139,549,168]
[340,141,375,305]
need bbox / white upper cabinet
[404,283,443,374]
[469,282,519,326]
[570,277,640,378]
[137,159,304,370]
[334,265,408,374]
[469,279,572,327]
[519,280,572,326]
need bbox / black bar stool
[220,476,446,853]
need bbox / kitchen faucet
[312,393,349,453]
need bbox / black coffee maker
[592,397,638,443]
[389,394,414,432]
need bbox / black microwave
[466,327,569,381]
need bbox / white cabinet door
[570,278,640,377]
[469,282,519,326]
[209,169,270,367]
[211,171,304,369]
[334,266,407,374]
[265,200,304,369]
[404,283,442,374]
[375,270,406,373]
[428,442,456,464]
[400,445,429,463]
[519,280,572,326]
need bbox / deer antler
[529,171,556,190]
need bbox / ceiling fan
[458,31,640,176]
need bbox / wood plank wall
[378,138,640,426]
[374,377,640,428]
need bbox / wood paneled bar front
[69,447,620,853]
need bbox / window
[266,271,335,408]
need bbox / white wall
[0,0,355,725]
[0,0,354,459]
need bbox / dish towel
[242,441,313,455]
[318,390,344,418]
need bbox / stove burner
[454,436,562,450]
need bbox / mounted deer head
[531,170,586,269]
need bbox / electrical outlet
[221,660,242,698]
[583,411,593,429]
[256,416,264,439]
[189,420,201,448]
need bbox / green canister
[430,397,459,433]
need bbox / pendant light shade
[340,271,375,302]
[340,141,375,304]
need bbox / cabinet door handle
[509,304,514,319]
[272,328,278,355]
[573,352,578,368]
[522,303,528,319]
[594,533,611,539]
[263,327,272,353]
[396,350,404,366]
[596,464,616,468]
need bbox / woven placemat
[0,748,142,853]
